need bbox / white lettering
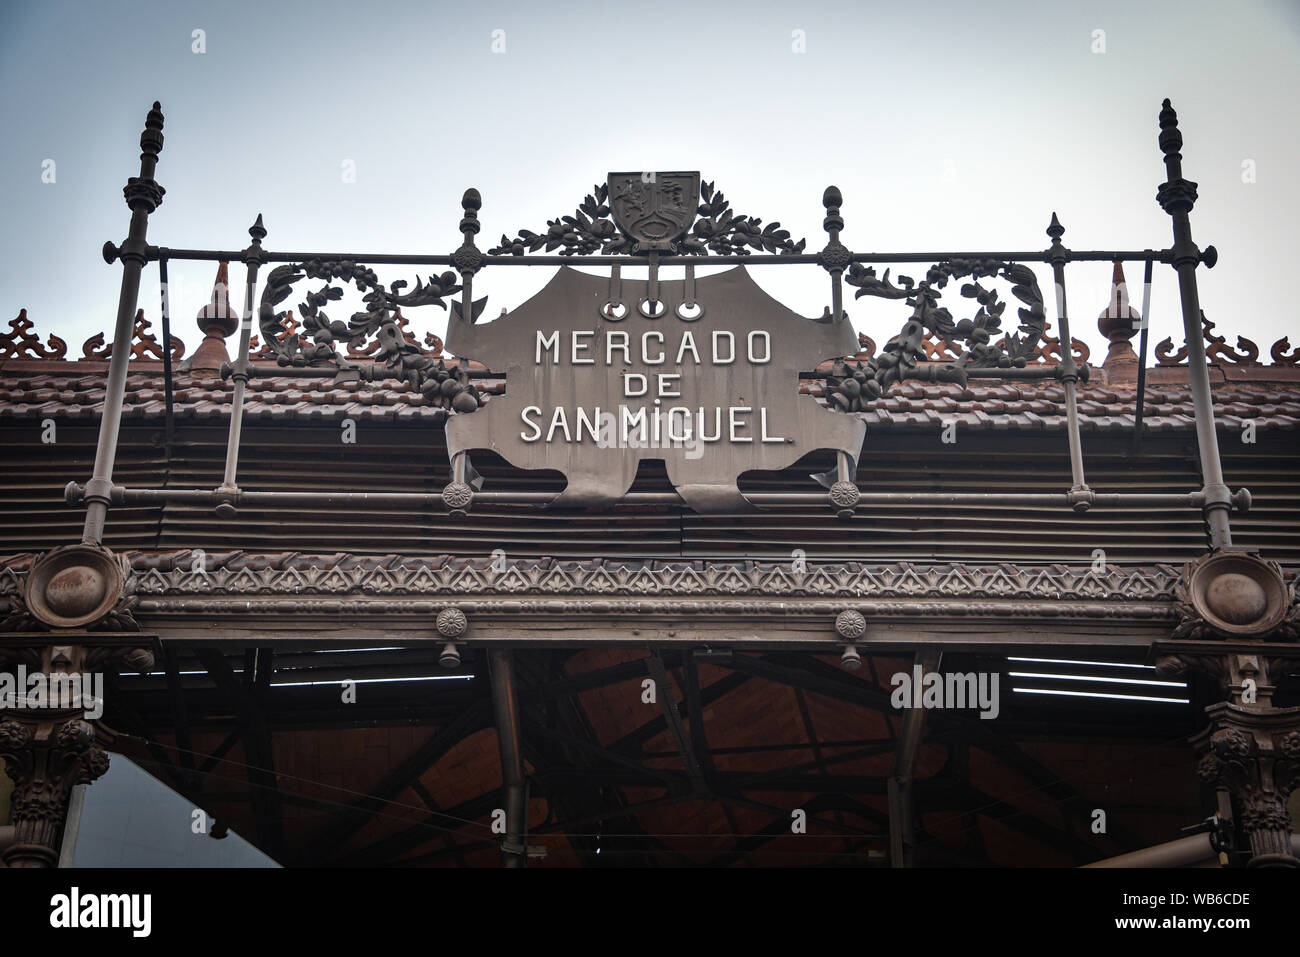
[657,373,681,398]
[606,330,630,365]
[571,330,594,364]
[642,331,665,365]
[536,330,560,364]
[729,407,752,442]
[520,405,543,441]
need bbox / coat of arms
[607,172,701,252]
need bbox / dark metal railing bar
[158,255,176,453]
[229,362,1068,385]
[143,247,1178,268]
[1132,258,1155,455]
[67,483,1234,512]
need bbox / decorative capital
[1191,703,1300,867]
[122,176,165,212]
[1156,177,1198,214]
[0,715,110,868]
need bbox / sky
[2,0,1298,362]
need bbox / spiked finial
[1046,212,1064,241]
[1098,261,1141,342]
[249,213,267,243]
[191,262,239,371]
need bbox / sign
[445,266,864,511]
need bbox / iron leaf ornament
[488,175,806,257]
[257,260,485,412]
[825,258,1050,408]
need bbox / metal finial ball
[823,185,842,209]
[462,188,482,211]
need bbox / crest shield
[607,171,700,251]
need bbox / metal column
[489,650,527,868]
[83,103,165,544]
[1156,99,1231,549]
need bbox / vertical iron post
[1131,258,1154,455]
[1156,99,1230,549]
[83,102,166,544]
[817,186,850,324]
[158,254,176,453]
[216,215,267,507]
[1046,214,1090,504]
[489,650,526,868]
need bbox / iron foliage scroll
[824,259,1050,409]
[257,260,485,412]
[487,178,806,257]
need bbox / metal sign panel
[445,265,864,511]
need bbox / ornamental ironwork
[257,260,485,411]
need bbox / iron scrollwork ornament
[488,177,807,257]
[257,260,485,413]
[824,259,1048,408]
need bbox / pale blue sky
[2,0,1297,360]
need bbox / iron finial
[248,213,267,242]
[1158,98,1183,161]
[141,101,164,156]
[821,185,844,236]
[459,188,482,238]
[1047,212,1064,241]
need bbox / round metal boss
[24,544,126,629]
[1188,551,1288,636]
